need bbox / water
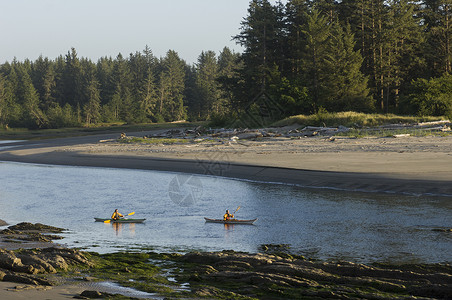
[0,161,450,264]
[0,140,26,150]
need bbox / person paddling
[111,209,124,220]
[223,209,234,221]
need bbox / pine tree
[0,74,6,127]
[16,63,48,128]
[323,22,374,111]
[195,51,221,119]
[423,0,452,76]
[314,0,340,23]
[110,53,133,122]
[138,71,158,122]
[0,63,22,127]
[128,50,158,122]
[158,50,187,121]
[217,47,242,114]
[84,78,101,126]
[385,0,425,111]
[32,55,56,109]
[96,56,115,106]
[234,0,282,97]
[285,0,310,79]
[300,8,331,110]
[63,48,83,107]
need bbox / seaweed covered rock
[178,251,452,299]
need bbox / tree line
[232,0,452,121]
[0,46,241,129]
[1,0,452,129]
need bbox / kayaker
[223,209,234,221]
[111,209,124,220]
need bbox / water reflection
[224,224,235,230]
[112,223,136,237]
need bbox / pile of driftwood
[379,120,450,132]
[363,120,451,138]
[123,120,451,142]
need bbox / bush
[46,103,79,128]
[408,74,452,119]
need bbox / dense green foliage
[0,48,240,129]
[1,0,452,129]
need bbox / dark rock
[432,228,452,232]
[7,222,65,233]
[181,250,452,299]
[79,290,115,299]
[79,290,103,298]
[2,274,39,285]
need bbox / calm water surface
[0,161,450,264]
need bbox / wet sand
[0,132,451,196]
[0,282,86,300]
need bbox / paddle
[228,206,240,220]
[104,212,135,223]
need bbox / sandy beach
[0,129,451,196]
[0,282,86,300]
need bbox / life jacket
[223,213,233,221]
[112,212,123,219]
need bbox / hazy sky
[0,0,284,64]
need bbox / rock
[195,265,217,275]
[43,254,69,270]
[215,260,252,271]
[41,247,91,266]
[0,269,6,280]
[79,290,104,298]
[432,228,452,232]
[179,250,452,299]
[7,222,65,233]
[0,219,8,226]
[17,254,57,274]
[0,249,34,273]
[83,276,97,281]
[2,274,39,285]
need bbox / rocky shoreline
[178,250,452,299]
[0,221,451,299]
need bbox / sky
[0,0,285,65]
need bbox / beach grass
[337,128,452,138]
[273,111,448,128]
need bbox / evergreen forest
[1,0,452,129]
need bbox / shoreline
[0,132,452,196]
[2,154,452,197]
